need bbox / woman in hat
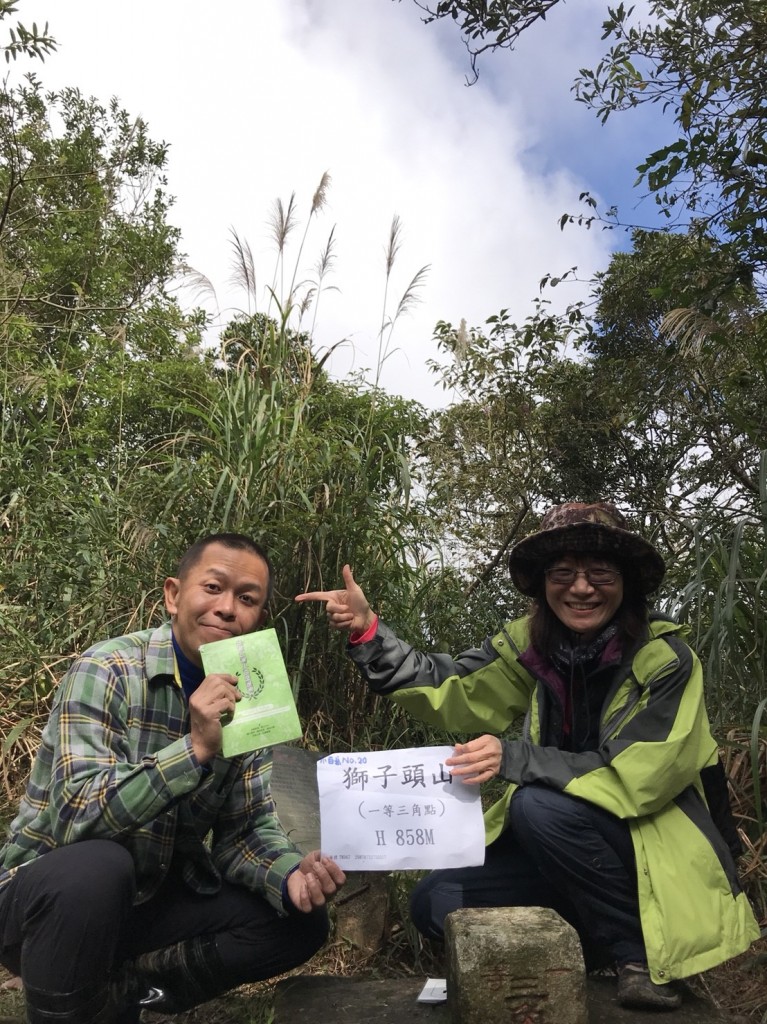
[296,502,759,1011]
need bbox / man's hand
[188,672,241,763]
[295,564,376,635]
[445,735,502,784]
[286,851,346,913]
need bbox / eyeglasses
[545,567,622,586]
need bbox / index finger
[200,673,238,686]
[295,590,337,603]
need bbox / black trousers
[410,784,646,967]
[0,840,329,995]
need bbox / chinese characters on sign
[317,746,485,870]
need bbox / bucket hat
[508,501,665,596]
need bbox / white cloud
[14,0,619,407]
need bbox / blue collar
[171,630,205,699]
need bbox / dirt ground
[690,933,767,1020]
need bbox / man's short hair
[176,533,274,603]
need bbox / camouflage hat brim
[508,521,666,597]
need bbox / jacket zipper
[598,654,680,744]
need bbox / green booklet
[199,628,302,757]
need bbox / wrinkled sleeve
[349,621,533,734]
[499,637,718,818]
[210,750,302,912]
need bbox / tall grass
[0,181,444,783]
[667,454,767,730]
[662,456,767,910]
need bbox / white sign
[317,745,486,870]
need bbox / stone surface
[271,744,323,853]
[445,906,588,1024]
[274,976,450,1023]
[273,974,731,1024]
[0,974,736,1024]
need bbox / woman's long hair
[527,557,650,660]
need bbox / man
[0,533,345,1024]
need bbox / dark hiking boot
[122,933,225,1014]
[617,962,682,1011]
[24,980,119,1023]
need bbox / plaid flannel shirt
[0,623,302,911]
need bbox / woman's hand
[295,564,376,635]
[446,735,502,784]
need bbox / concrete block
[445,906,588,1024]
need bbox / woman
[296,502,759,1011]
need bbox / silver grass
[392,264,430,323]
[384,214,403,278]
[269,192,298,255]
[310,170,332,215]
[172,262,218,307]
[289,174,333,308]
[227,229,257,303]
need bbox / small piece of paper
[417,978,447,1003]
[199,628,302,757]
[317,746,485,870]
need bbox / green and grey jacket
[349,615,760,982]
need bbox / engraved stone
[445,906,588,1024]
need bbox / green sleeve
[349,621,533,734]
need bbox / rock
[271,745,323,853]
[333,872,390,954]
[445,906,588,1024]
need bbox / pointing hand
[295,564,376,635]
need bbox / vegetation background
[0,0,765,1020]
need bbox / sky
[12,0,670,408]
